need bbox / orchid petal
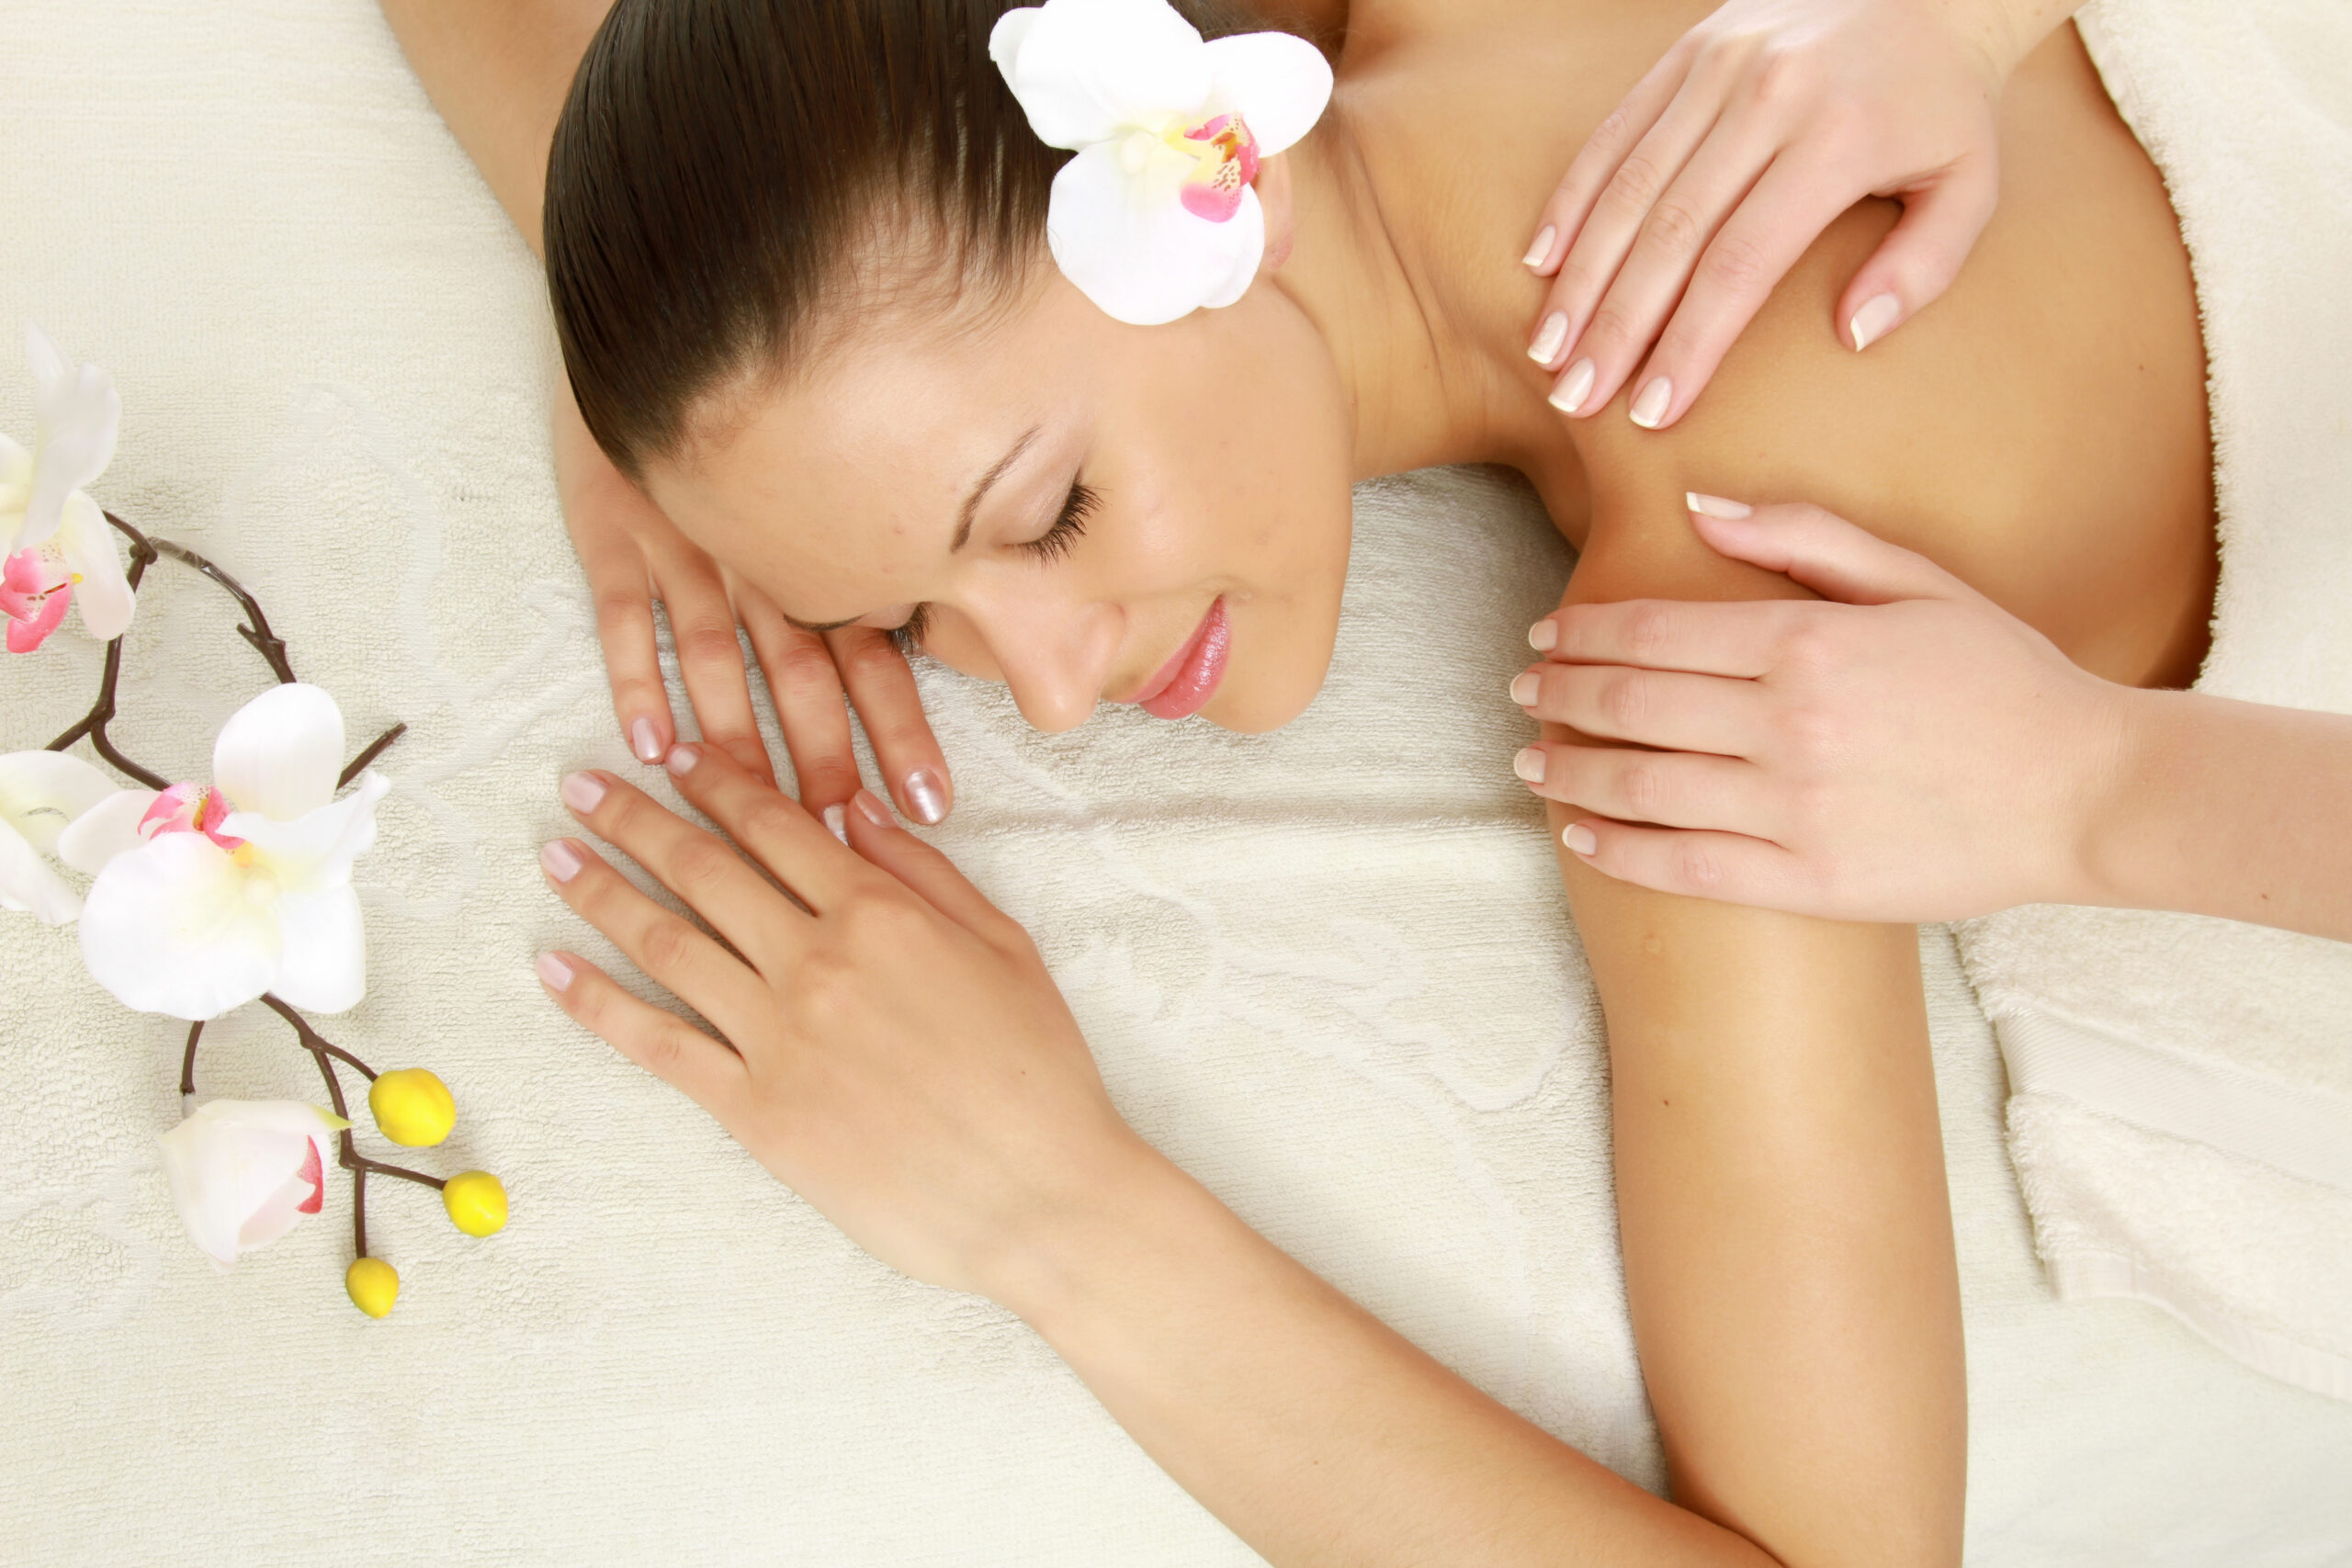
[212,682,345,822]
[219,770,388,897]
[79,832,281,1020]
[0,750,119,851]
[157,1100,346,1267]
[0,816,81,924]
[54,491,131,641]
[19,325,119,555]
[54,787,160,874]
[1046,140,1265,324]
[993,0,1210,149]
[1202,32,1334,156]
[266,886,367,1014]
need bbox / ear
[1253,152,1296,273]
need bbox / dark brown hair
[546,0,1255,476]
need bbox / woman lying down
[382,0,2217,1562]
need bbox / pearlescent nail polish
[630,717,663,764]
[1513,747,1546,784]
[1528,311,1568,366]
[904,768,947,826]
[822,803,848,843]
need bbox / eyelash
[888,481,1096,655]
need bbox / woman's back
[1345,0,2214,687]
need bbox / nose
[977,592,1124,734]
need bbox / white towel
[1954,0,2352,1403]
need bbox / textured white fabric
[0,4,2347,1564]
[1956,0,2352,1404]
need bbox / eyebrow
[782,424,1041,634]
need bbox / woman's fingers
[825,626,954,827]
[1834,154,2001,353]
[559,769,808,971]
[1685,500,1973,605]
[1524,43,1694,276]
[737,589,863,833]
[1516,742,1769,836]
[1534,593,1789,679]
[659,743,865,914]
[1560,818,1813,909]
[537,830,775,1038]
[642,536,774,785]
[1512,660,1763,755]
[574,503,676,767]
[839,788,1019,943]
[536,947,751,1124]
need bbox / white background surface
[1,5,2346,1563]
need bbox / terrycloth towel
[1955,0,2352,1403]
[1,4,2347,1566]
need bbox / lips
[1132,597,1229,720]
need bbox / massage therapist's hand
[1523,0,2076,430]
[536,745,1141,1300]
[1514,498,2128,922]
[554,386,956,829]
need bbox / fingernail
[821,802,848,843]
[535,952,575,992]
[1563,823,1599,856]
[1548,358,1596,415]
[1521,224,1556,269]
[1510,671,1540,706]
[630,716,663,764]
[1629,377,1672,429]
[1527,311,1568,367]
[1527,617,1558,652]
[1513,746,1546,784]
[664,743,698,777]
[854,788,894,829]
[560,771,606,814]
[1685,491,1753,520]
[904,768,947,826]
[539,839,585,883]
[1849,292,1901,352]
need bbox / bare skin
[381,2,2215,1565]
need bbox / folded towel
[1954,0,2352,1402]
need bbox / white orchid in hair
[990,0,1334,325]
[64,682,389,1021]
[0,324,132,652]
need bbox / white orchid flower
[0,324,131,652]
[0,750,119,924]
[990,0,1333,325]
[65,683,389,1021]
[158,1099,351,1269]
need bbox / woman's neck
[1271,116,1549,484]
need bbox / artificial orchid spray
[1,324,503,1318]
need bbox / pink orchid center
[294,1138,326,1216]
[141,783,246,853]
[1173,112,1261,224]
[1,548,73,655]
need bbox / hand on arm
[1522,0,2081,430]
[1520,499,2352,942]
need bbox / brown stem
[178,1020,204,1099]
[352,1167,368,1261]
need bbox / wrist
[2069,682,2186,913]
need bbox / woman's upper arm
[1544,482,1967,1568]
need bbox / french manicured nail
[1685,491,1753,520]
[1548,358,1596,415]
[540,839,585,883]
[1513,747,1546,784]
[904,768,947,826]
[1563,823,1599,856]
[1527,617,1558,652]
[536,952,575,992]
[854,788,894,829]
[1528,311,1568,366]
[1849,292,1901,352]
[630,717,663,764]
[1510,671,1541,706]
[664,743,698,777]
[560,771,606,814]
[1629,377,1672,429]
[1522,224,1556,269]
[822,803,848,843]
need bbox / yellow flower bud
[368,1068,456,1148]
[442,1170,508,1237]
[345,1256,399,1318]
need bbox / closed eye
[890,482,1096,655]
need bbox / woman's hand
[536,745,1141,1301]
[554,387,956,830]
[1513,497,2128,921]
[1523,0,2071,431]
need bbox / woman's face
[639,262,1355,735]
